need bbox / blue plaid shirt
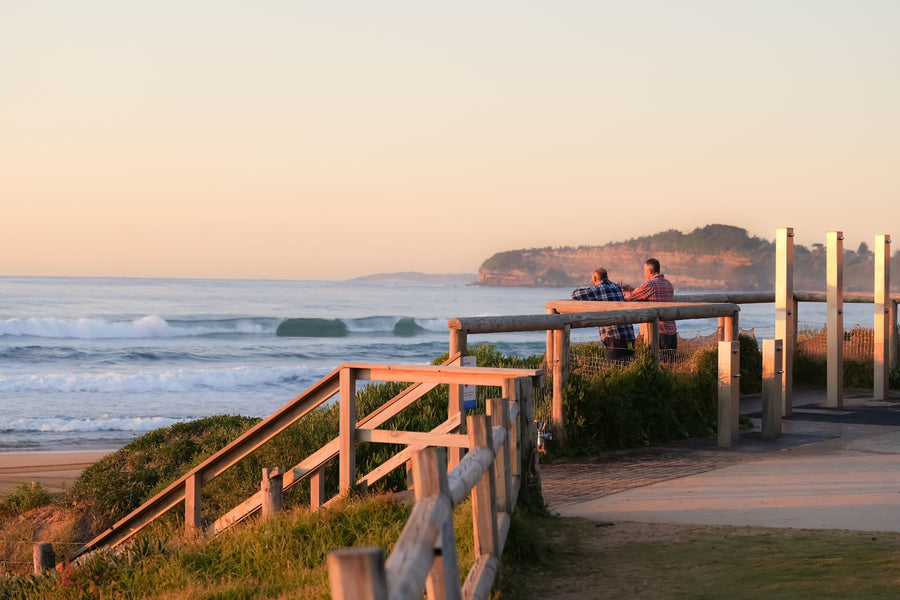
[571,278,636,342]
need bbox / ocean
[0,276,876,453]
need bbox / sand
[0,452,110,497]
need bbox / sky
[2,1,899,280]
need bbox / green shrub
[558,345,718,454]
[0,482,53,517]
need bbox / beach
[0,452,109,497]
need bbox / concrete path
[542,390,900,532]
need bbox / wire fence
[796,325,874,361]
[1,539,83,576]
[569,323,879,379]
[570,329,754,377]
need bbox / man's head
[643,258,660,279]
[591,267,608,285]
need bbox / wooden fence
[328,379,534,600]
[69,361,542,564]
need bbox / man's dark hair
[593,267,608,281]
[644,258,661,274]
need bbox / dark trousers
[603,336,634,362]
[660,333,678,350]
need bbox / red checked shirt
[624,273,677,335]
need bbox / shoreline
[0,451,110,497]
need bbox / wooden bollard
[33,542,55,575]
[261,468,284,520]
[762,339,783,440]
[718,341,740,448]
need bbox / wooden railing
[327,377,534,600]
[448,301,743,446]
[70,361,542,562]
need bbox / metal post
[875,235,891,400]
[776,227,795,416]
[762,339,783,440]
[826,231,844,408]
[718,341,740,448]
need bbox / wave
[0,365,324,394]
[0,316,282,340]
[0,415,185,433]
[276,316,447,337]
[0,315,449,339]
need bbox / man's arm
[624,281,653,301]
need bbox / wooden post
[411,447,461,600]
[448,329,468,469]
[776,227,795,416]
[545,308,557,372]
[310,468,325,510]
[649,318,660,362]
[762,339,783,440]
[826,231,844,408]
[339,367,357,494]
[891,300,898,370]
[513,376,541,504]
[503,381,520,480]
[717,317,726,342]
[875,235,891,401]
[327,547,388,600]
[722,314,738,342]
[261,468,283,520]
[33,543,55,575]
[487,397,512,513]
[185,472,202,530]
[551,325,569,444]
[468,415,498,559]
[718,341,740,448]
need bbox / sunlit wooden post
[826,231,844,408]
[310,468,325,509]
[717,317,726,341]
[776,227,795,416]
[761,339,783,440]
[448,328,468,469]
[468,416,498,560]
[875,235,891,401]
[185,472,202,530]
[649,318,660,361]
[891,300,898,370]
[261,468,283,520]
[718,341,740,448]
[339,367,357,494]
[551,325,569,444]
[327,547,388,600]
[722,312,738,342]
[488,397,512,513]
[411,447,461,600]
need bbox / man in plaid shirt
[571,267,635,361]
[623,257,677,350]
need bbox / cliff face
[478,224,897,291]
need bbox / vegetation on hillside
[479,223,900,291]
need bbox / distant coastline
[347,271,479,285]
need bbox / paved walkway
[541,389,900,532]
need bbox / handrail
[450,302,741,334]
[71,366,344,560]
[71,361,542,563]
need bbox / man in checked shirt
[571,267,635,362]
[622,257,677,352]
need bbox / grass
[0,495,480,599]
[498,515,900,599]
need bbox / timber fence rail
[328,383,531,600]
[69,360,542,566]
